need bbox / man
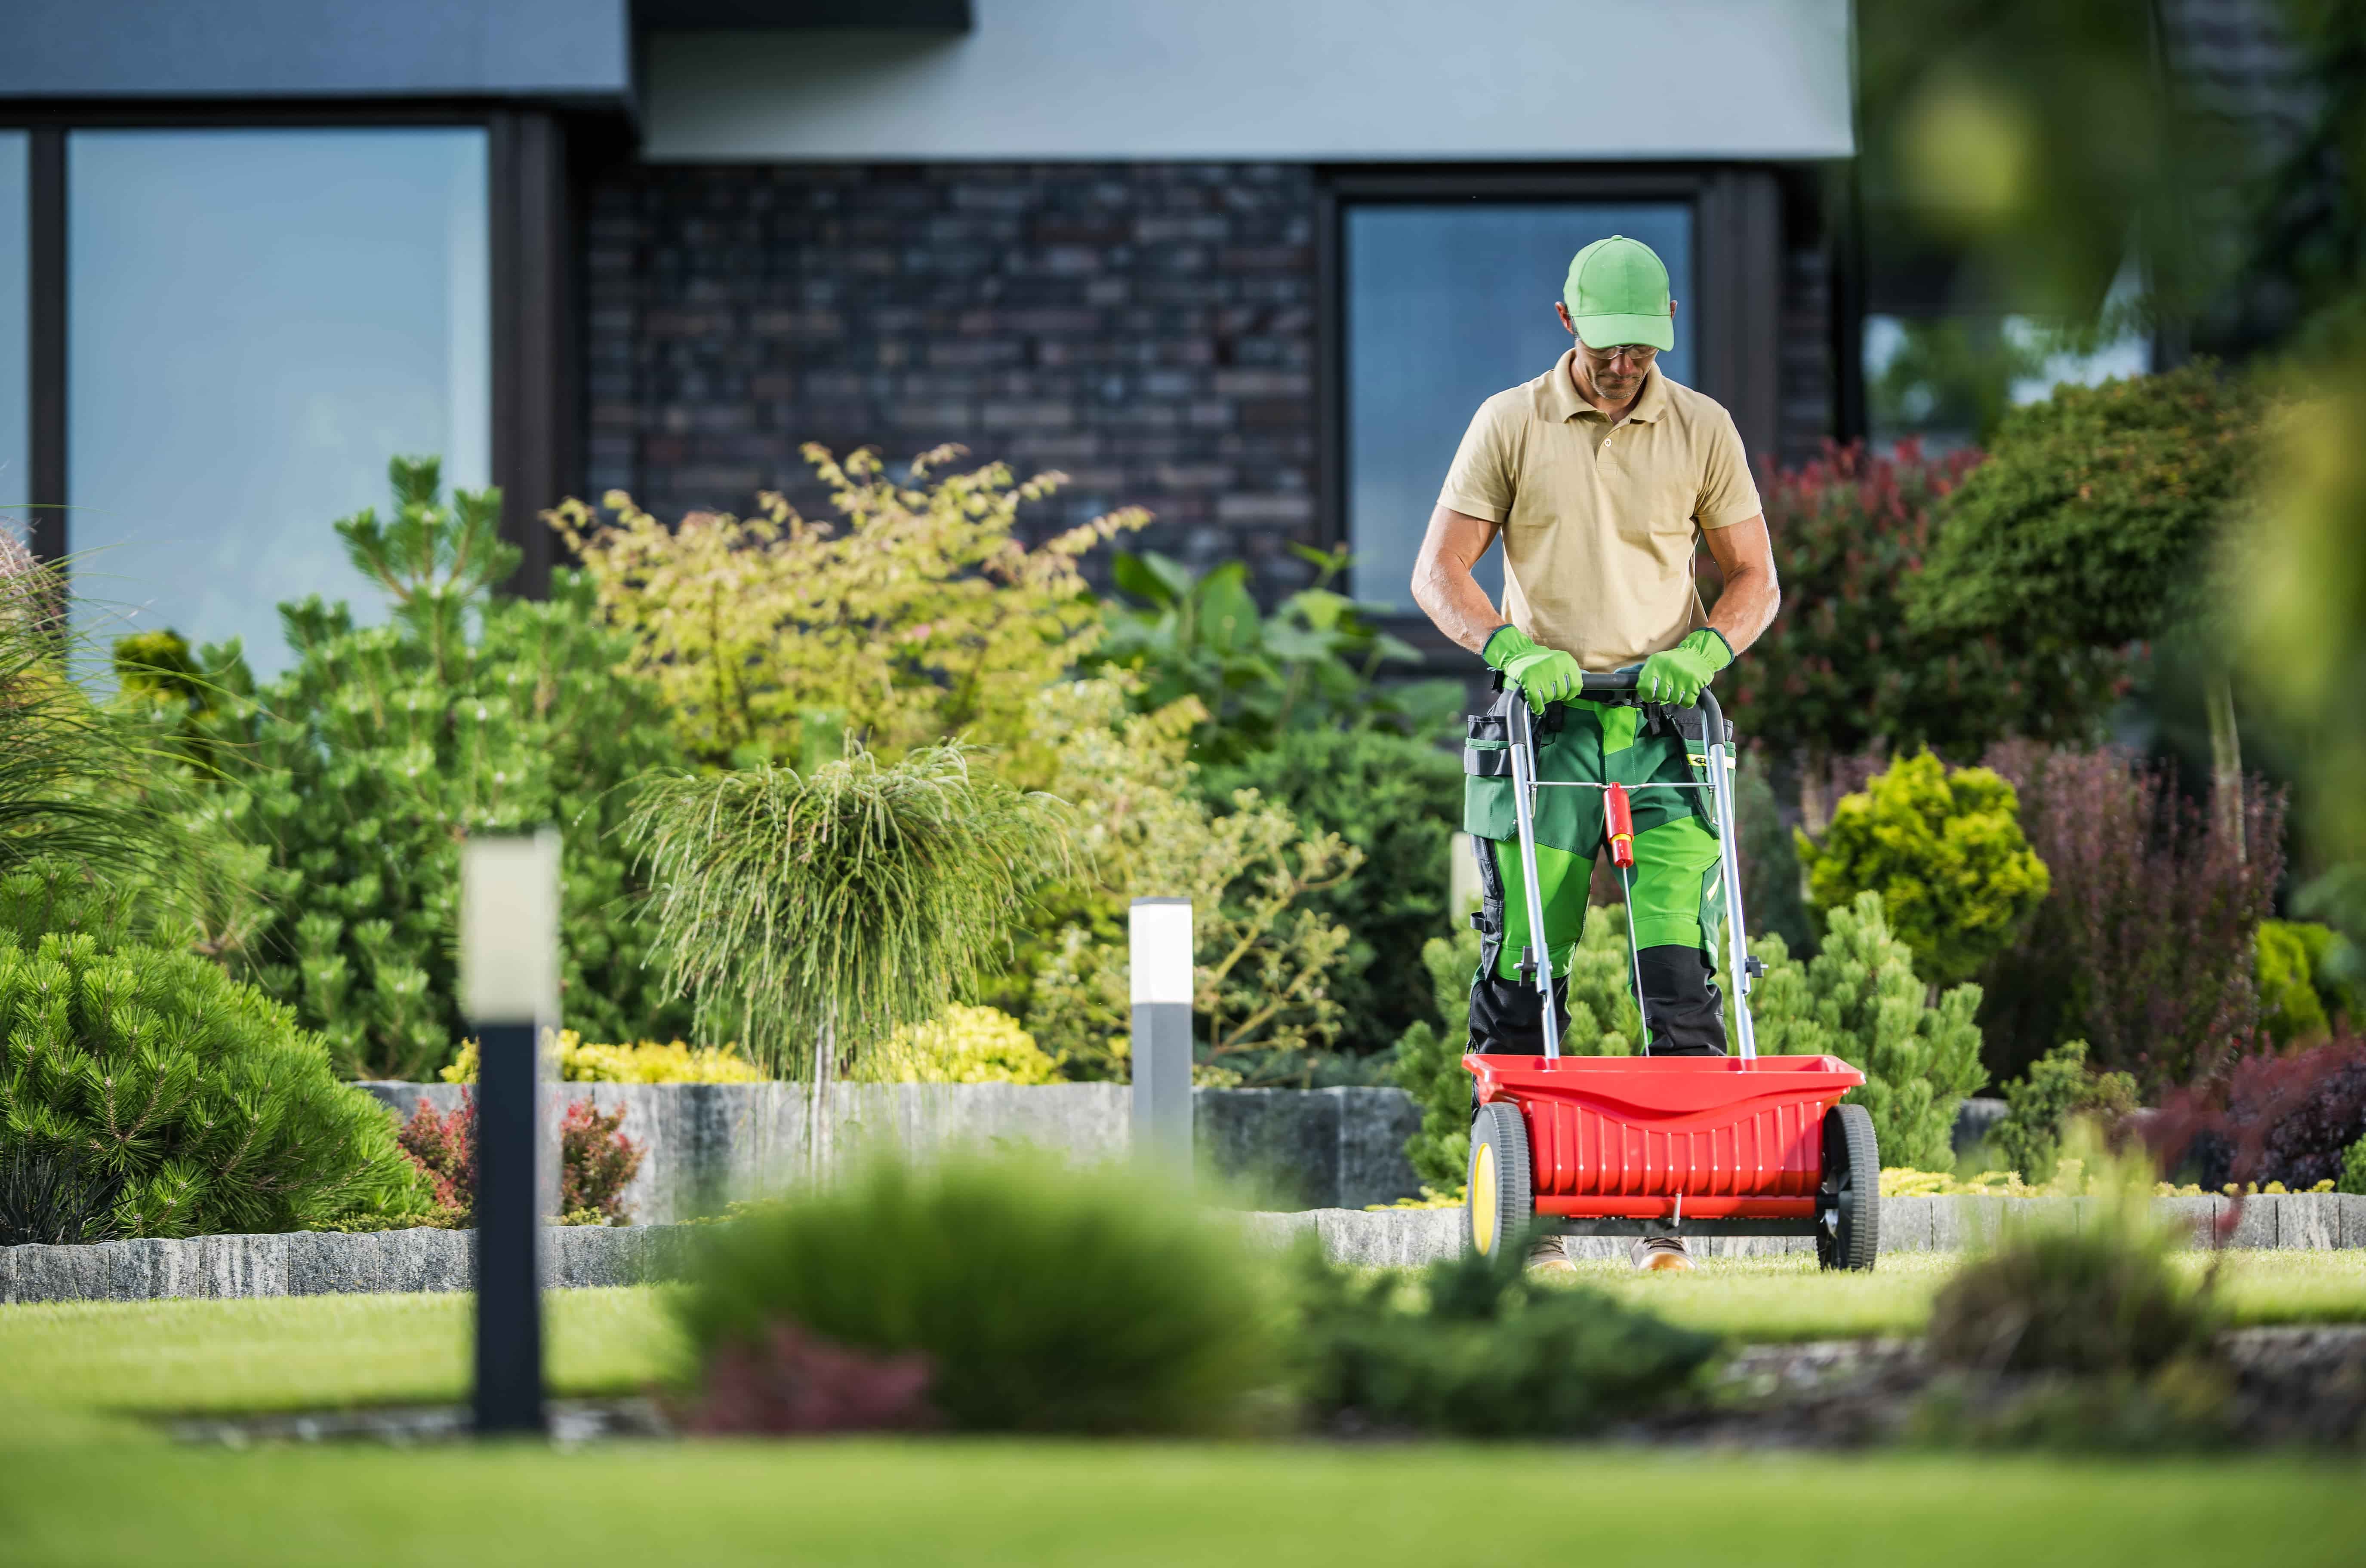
[1409,234,1781,1273]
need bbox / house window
[0,132,25,542]
[68,128,489,676]
[1341,200,1694,610]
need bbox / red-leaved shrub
[1979,743,2283,1093]
[679,1322,939,1435]
[2147,1038,2366,1191]
[394,1095,644,1226]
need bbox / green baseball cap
[1563,235,1675,352]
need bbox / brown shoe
[1630,1236,1694,1272]
[1527,1234,1578,1274]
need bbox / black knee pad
[1635,944,1727,1057]
[1467,971,1570,1056]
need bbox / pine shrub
[1987,1040,2140,1184]
[0,868,433,1241]
[1741,890,1989,1170]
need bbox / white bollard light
[1129,897,1194,1174]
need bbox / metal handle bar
[1499,672,1760,1062]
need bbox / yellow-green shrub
[441,1030,764,1085]
[1798,750,2050,987]
[857,1005,1060,1085]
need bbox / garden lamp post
[1130,897,1193,1175]
[460,830,561,1436]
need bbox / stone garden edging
[6,1194,2361,1305]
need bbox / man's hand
[1484,625,1584,713]
[1638,629,1733,707]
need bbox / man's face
[1576,337,1656,401]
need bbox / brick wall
[581,160,1838,598]
[583,161,1322,596]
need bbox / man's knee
[1636,945,1726,1057]
[1467,971,1568,1055]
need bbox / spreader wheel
[1466,1101,1534,1261]
[1817,1102,1880,1272]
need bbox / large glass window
[1343,202,1694,609]
[0,132,26,551]
[69,128,489,676]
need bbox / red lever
[1605,782,1636,868]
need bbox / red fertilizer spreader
[1462,672,1879,1270]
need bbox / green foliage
[2256,919,2363,1045]
[118,456,690,1079]
[857,1004,1061,1085]
[1911,364,2258,653]
[1927,1135,2222,1377]
[554,446,1148,779]
[1870,318,2051,443]
[673,1151,1278,1433]
[1740,891,1990,1170]
[2341,1135,2366,1197]
[1291,1239,1720,1436]
[1197,728,1461,1059]
[625,746,1067,1080]
[1735,762,1815,957]
[1989,1041,2140,1184]
[1020,679,1361,1087]
[1099,547,1462,767]
[1798,751,2050,987]
[0,867,434,1241]
[0,558,190,896]
[1723,444,2126,775]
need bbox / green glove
[1637,628,1734,707]
[1483,625,1584,713]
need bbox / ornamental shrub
[0,867,433,1240]
[1722,441,2124,784]
[1979,743,2283,1091]
[1739,890,1990,1171]
[674,1151,1279,1433]
[1988,1040,2140,1184]
[1292,1238,1719,1436]
[441,1030,764,1085]
[553,446,1148,779]
[858,1005,1060,1085]
[1198,727,1462,1059]
[1796,751,2051,988]
[120,457,690,1079]
[1910,363,2258,655]
[2255,919,2363,1045]
[2146,1038,2366,1192]
[393,1093,645,1226]
[2341,1134,2366,1197]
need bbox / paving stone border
[7,1194,2359,1305]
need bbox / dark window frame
[1315,165,1781,664]
[3,99,576,596]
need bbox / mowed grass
[1556,1248,2366,1341]
[6,1436,2366,1568]
[0,1286,686,1416]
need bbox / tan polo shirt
[1439,351,1761,670]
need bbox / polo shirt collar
[1537,348,1669,426]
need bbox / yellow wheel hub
[1470,1141,1498,1255]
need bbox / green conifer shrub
[1988,1040,2141,1184]
[0,867,434,1240]
[119,457,690,1079]
[1797,751,2051,987]
[1739,890,1990,1170]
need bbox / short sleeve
[1437,399,1516,524]
[1694,408,1762,530]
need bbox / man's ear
[1555,301,1577,335]
[1670,299,1680,323]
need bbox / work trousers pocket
[1462,711,1516,839]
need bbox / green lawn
[1560,1248,2366,1341]
[4,1265,2364,1567]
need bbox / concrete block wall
[356,1081,1424,1223]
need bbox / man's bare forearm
[1707,564,1780,656]
[1410,504,1510,655]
